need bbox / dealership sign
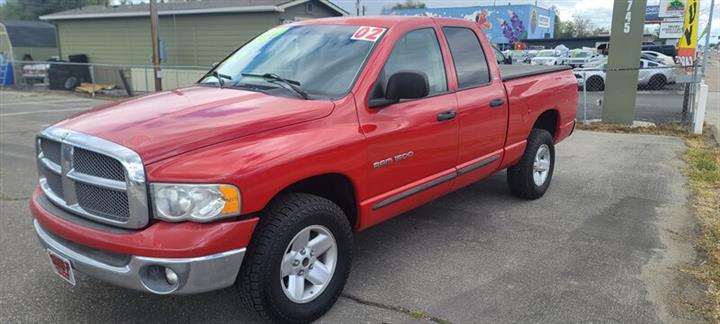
[677,0,698,66]
[646,5,660,22]
[659,0,686,18]
[659,21,684,38]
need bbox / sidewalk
[704,55,719,143]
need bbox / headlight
[151,183,241,222]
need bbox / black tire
[237,193,353,323]
[648,74,666,90]
[507,129,555,199]
[586,76,605,91]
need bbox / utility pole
[149,0,162,91]
[602,0,648,124]
[700,0,715,78]
[362,5,366,16]
[356,0,360,16]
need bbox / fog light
[165,267,178,285]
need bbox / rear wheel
[237,193,352,323]
[507,129,555,199]
[648,74,666,90]
[586,76,605,91]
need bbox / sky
[2,0,716,44]
[333,0,719,43]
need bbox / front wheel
[237,193,353,323]
[507,129,555,199]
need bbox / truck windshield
[199,25,379,99]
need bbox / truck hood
[56,86,334,163]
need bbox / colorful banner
[677,0,698,66]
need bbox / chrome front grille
[40,139,61,164]
[36,127,149,229]
[43,166,64,197]
[74,148,126,181]
[75,182,130,220]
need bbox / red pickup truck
[31,17,576,323]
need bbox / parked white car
[531,50,562,65]
[574,59,675,91]
[641,50,675,66]
[564,49,600,68]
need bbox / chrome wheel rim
[533,144,551,186]
[280,225,337,304]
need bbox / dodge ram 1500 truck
[30,16,577,323]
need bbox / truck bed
[499,65,572,81]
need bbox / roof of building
[39,0,348,21]
[0,20,57,48]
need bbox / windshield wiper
[211,71,233,88]
[241,73,309,99]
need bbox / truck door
[357,27,459,224]
[441,26,507,188]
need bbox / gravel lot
[0,90,705,323]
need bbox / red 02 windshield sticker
[351,26,387,42]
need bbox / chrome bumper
[34,220,245,295]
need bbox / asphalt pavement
[0,90,705,323]
[576,87,687,123]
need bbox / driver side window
[374,28,447,98]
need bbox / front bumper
[30,187,259,294]
[34,219,245,294]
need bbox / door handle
[436,111,457,121]
[489,98,505,108]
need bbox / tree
[556,15,604,38]
[551,6,562,38]
[0,0,105,21]
[592,26,609,36]
[392,0,427,10]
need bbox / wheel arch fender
[267,172,360,230]
[531,109,560,139]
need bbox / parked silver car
[530,50,562,65]
[565,50,600,68]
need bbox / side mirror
[369,71,429,108]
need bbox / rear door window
[443,27,491,88]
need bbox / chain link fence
[2,59,706,128]
[573,64,703,126]
[3,60,210,97]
